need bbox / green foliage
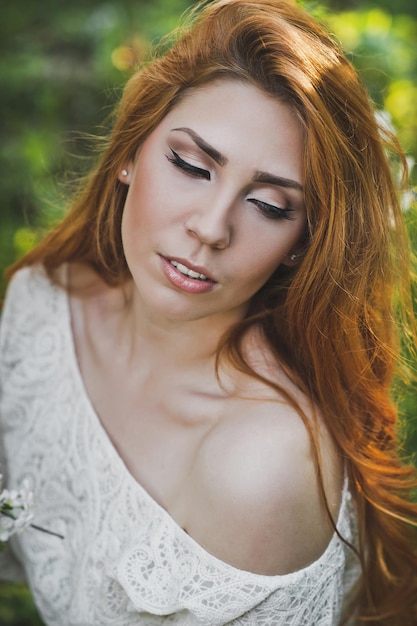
[0,583,44,625]
[395,204,417,464]
[325,0,417,18]
[326,7,417,180]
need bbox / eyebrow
[253,171,303,192]
[171,126,303,192]
[171,127,227,166]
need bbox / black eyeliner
[248,198,296,221]
[166,149,210,180]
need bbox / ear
[117,163,134,185]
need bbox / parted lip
[161,255,217,282]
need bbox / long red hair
[7,0,417,622]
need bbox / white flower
[0,515,15,542]
[0,474,35,544]
[0,472,64,546]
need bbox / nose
[184,194,233,250]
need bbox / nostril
[184,215,231,250]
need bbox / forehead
[154,79,304,177]
[166,78,299,133]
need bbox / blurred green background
[0,0,416,622]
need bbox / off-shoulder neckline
[44,264,353,583]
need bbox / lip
[159,255,217,295]
[161,255,217,282]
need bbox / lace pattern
[0,266,361,625]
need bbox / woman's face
[121,79,306,325]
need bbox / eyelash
[247,199,296,221]
[166,148,295,222]
[166,149,210,180]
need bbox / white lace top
[0,266,361,626]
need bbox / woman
[1,0,417,623]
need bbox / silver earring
[121,169,128,176]
[290,253,298,261]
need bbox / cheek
[121,194,147,266]
[236,220,306,289]
[121,177,155,237]
[237,248,284,290]
[121,203,137,257]
[243,226,302,268]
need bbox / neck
[121,281,244,376]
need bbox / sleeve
[0,268,32,582]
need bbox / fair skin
[69,79,343,576]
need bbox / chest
[78,345,233,526]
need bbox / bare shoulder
[186,347,343,576]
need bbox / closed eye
[166,149,211,180]
[247,198,296,221]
